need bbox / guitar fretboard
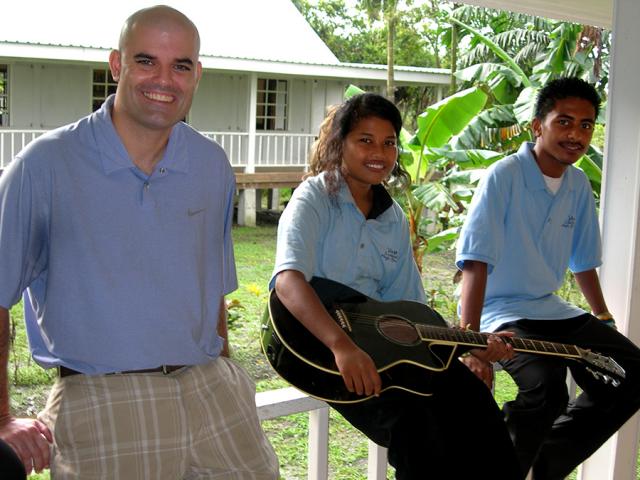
[417,324,581,358]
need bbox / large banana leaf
[412,182,459,212]
[434,148,504,169]
[514,86,538,124]
[404,87,488,181]
[454,63,521,104]
[452,104,520,150]
[426,227,459,253]
[449,16,532,88]
[345,84,365,98]
[534,23,580,76]
[454,63,522,87]
[575,146,603,195]
[410,87,489,150]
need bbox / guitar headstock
[576,347,626,386]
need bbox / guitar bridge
[335,308,352,332]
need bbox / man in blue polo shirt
[0,5,278,479]
[456,77,640,479]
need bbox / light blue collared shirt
[0,95,237,373]
[270,172,426,304]
[456,142,601,332]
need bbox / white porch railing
[254,370,574,480]
[0,129,315,170]
[0,129,47,169]
[256,386,388,480]
[254,132,315,168]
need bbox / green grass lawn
[9,224,638,479]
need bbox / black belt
[58,365,186,378]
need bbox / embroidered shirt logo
[188,208,205,217]
[562,215,576,228]
[381,247,399,263]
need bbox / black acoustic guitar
[260,277,625,404]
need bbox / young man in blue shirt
[456,77,640,479]
[0,6,278,478]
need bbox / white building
[0,0,450,224]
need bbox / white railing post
[308,406,330,480]
[367,441,388,480]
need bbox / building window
[0,65,8,126]
[92,68,118,111]
[256,78,288,131]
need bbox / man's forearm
[459,261,488,331]
[0,307,11,419]
[574,269,608,315]
[217,297,229,357]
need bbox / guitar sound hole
[377,316,420,346]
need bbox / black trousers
[331,359,522,480]
[496,314,640,480]
[0,438,26,480]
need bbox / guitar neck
[417,324,581,359]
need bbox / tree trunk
[449,3,461,95]
[386,13,396,101]
[449,21,458,95]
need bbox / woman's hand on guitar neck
[332,337,382,397]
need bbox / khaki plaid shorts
[39,357,279,479]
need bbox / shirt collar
[335,175,397,220]
[92,95,189,176]
[519,142,575,193]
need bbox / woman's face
[341,116,398,190]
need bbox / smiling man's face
[109,10,202,136]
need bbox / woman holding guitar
[269,93,521,479]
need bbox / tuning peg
[586,367,601,381]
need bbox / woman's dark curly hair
[307,93,411,195]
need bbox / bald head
[108,4,203,142]
[118,5,200,55]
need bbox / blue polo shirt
[0,95,237,373]
[456,142,601,332]
[270,172,426,303]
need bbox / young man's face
[532,96,596,177]
[109,18,202,135]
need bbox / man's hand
[460,332,515,389]
[472,332,515,363]
[461,354,495,389]
[0,416,52,474]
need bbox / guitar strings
[340,312,490,343]
[335,311,580,355]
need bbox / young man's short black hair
[534,77,601,120]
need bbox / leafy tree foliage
[291,0,449,128]
[302,1,610,258]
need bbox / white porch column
[238,73,258,226]
[580,0,640,478]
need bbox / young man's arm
[459,260,514,388]
[459,260,488,332]
[574,269,615,326]
[0,306,52,474]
